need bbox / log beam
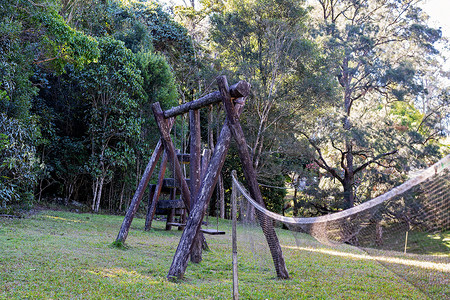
[164,81,250,118]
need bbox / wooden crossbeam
[164,81,251,118]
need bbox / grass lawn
[0,209,448,299]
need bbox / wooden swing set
[115,76,289,280]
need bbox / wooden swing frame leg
[167,96,246,280]
[220,75,289,279]
[115,119,174,244]
[152,103,191,212]
[190,109,206,263]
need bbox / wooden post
[231,170,239,300]
[189,109,202,208]
[152,103,191,211]
[219,75,289,279]
[115,119,174,243]
[167,99,247,280]
[145,152,168,231]
[144,184,156,230]
[190,109,205,263]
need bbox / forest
[1,0,449,218]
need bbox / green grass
[0,209,448,299]
[378,230,450,255]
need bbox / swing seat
[200,228,226,235]
[167,222,186,227]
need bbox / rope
[232,154,450,225]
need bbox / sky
[421,0,450,37]
[160,0,450,34]
[420,0,450,70]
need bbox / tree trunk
[343,140,355,208]
[108,180,113,212]
[376,221,383,246]
[292,184,298,217]
[343,174,355,209]
[95,176,104,212]
[91,178,97,211]
[119,181,125,212]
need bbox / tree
[77,37,145,212]
[0,114,41,210]
[26,0,182,213]
[210,0,336,188]
[299,0,446,209]
[0,0,98,210]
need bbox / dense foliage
[1,0,182,213]
[0,0,448,218]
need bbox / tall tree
[210,0,336,183]
[299,0,446,208]
[77,37,144,212]
[0,0,98,210]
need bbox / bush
[0,113,41,210]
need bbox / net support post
[232,170,239,300]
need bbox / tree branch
[354,149,398,174]
[300,131,343,183]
